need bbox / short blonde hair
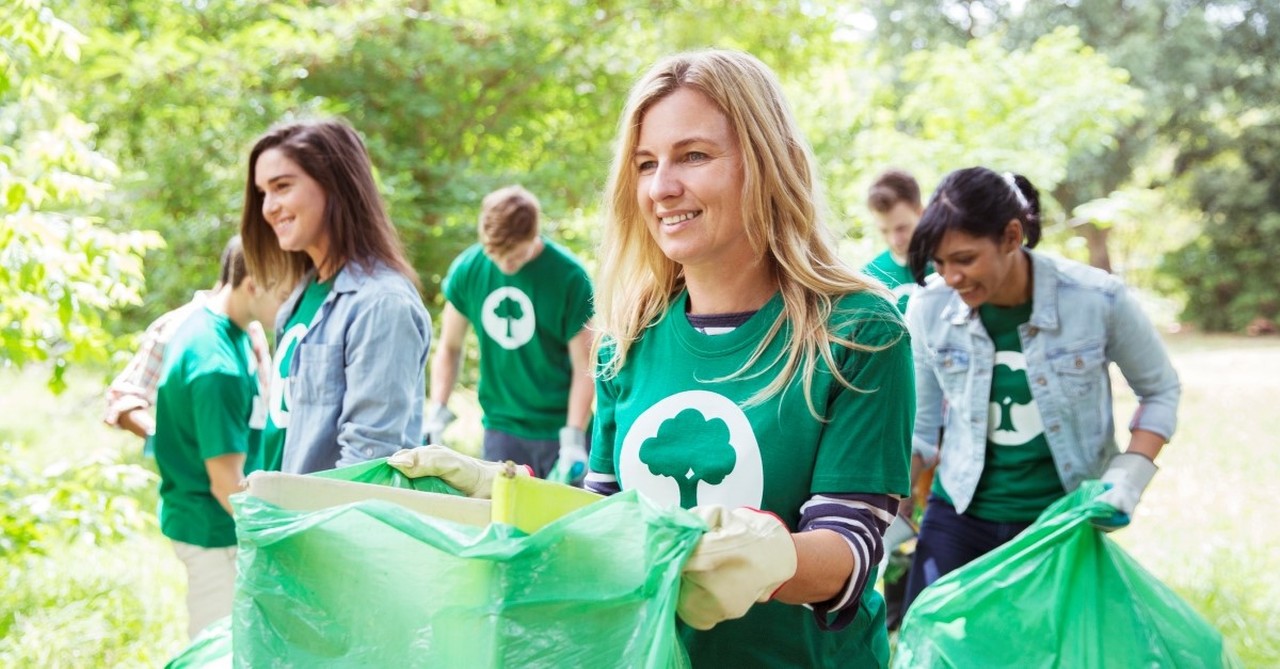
[596,49,893,417]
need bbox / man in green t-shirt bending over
[427,185,595,481]
[152,236,286,639]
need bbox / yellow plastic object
[490,463,604,533]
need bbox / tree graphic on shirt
[639,408,736,509]
[994,363,1033,432]
[493,296,524,339]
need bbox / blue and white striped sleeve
[798,492,898,631]
[584,471,621,496]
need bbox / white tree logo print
[480,287,536,349]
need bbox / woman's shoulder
[342,261,426,306]
[1035,250,1123,294]
[829,290,907,343]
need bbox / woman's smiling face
[255,147,330,267]
[633,87,752,271]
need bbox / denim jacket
[275,260,431,474]
[906,249,1180,514]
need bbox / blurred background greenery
[3,0,1278,666]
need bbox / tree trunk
[1075,221,1113,273]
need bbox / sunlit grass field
[1,333,1276,667]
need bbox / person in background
[151,235,284,639]
[901,166,1181,614]
[104,238,269,450]
[390,49,914,668]
[863,168,932,630]
[240,118,431,474]
[426,185,594,481]
[864,168,927,315]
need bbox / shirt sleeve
[588,343,618,478]
[798,492,897,631]
[335,292,431,466]
[906,298,944,462]
[104,310,181,425]
[188,371,253,461]
[1107,284,1181,440]
[811,305,914,497]
[561,266,594,343]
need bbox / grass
[1,332,1277,666]
[1110,332,1280,666]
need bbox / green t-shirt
[863,250,922,314]
[153,307,260,548]
[262,277,333,471]
[934,301,1064,521]
[443,237,593,440]
[592,290,912,668]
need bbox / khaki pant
[171,541,237,639]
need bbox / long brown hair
[240,118,419,290]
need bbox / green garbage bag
[165,616,232,669]
[893,481,1242,669]
[231,460,703,668]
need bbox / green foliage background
[3,0,1279,666]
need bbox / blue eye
[637,160,657,173]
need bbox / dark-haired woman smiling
[901,166,1180,612]
[241,118,431,475]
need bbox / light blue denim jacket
[275,260,431,474]
[906,249,1180,514]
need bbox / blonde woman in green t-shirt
[388,51,913,668]
[582,50,913,668]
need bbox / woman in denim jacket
[241,119,431,475]
[900,167,1180,611]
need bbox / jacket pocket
[293,343,345,405]
[1048,342,1106,399]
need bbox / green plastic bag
[893,482,1242,669]
[229,460,702,668]
[166,616,232,669]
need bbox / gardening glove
[678,506,798,631]
[387,445,527,499]
[422,400,456,445]
[546,427,588,486]
[1094,452,1158,532]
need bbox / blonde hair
[596,49,894,417]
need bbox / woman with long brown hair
[241,118,430,474]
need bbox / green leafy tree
[492,296,523,339]
[867,0,1280,330]
[0,0,161,391]
[810,26,1141,246]
[639,408,737,509]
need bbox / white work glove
[422,401,456,445]
[387,445,526,499]
[1094,452,1158,532]
[546,427,588,485]
[678,506,798,631]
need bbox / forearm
[773,529,853,605]
[565,374,594,430]
[1125,429,1166,462]
[116,408,155,439]
[429,347,462,406]
[206,457,246,516]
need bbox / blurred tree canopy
[5,0,1276,370]
[1,1,161,391]
[866,0,1280,329]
